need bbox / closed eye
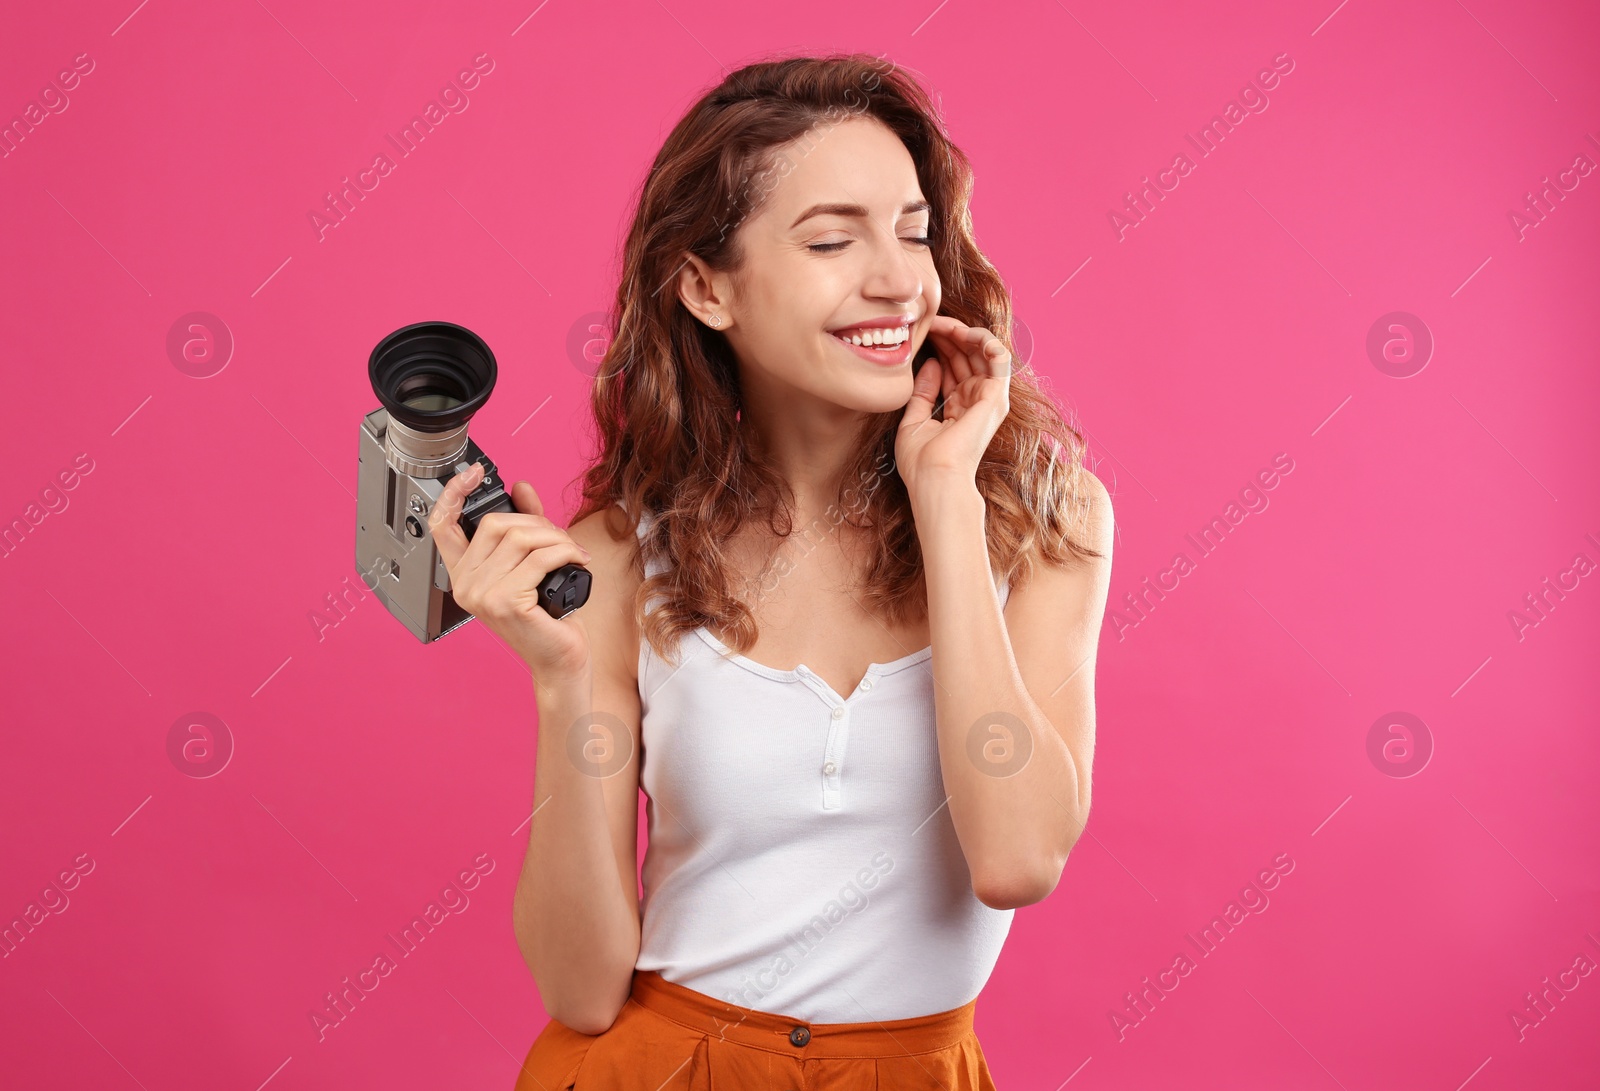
[809,237,933,253]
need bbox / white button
[830,707,844,720]
[822,761,837,775]
[859,679,873,690]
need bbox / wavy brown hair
[567,51,1104,667]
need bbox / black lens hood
[369,321,498,433]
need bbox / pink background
[3,0,1597,1087]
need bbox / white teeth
[835,326,908,347]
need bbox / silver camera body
[355,409,512,643]
[355,321,590,644]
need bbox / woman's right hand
[428,462,594,680]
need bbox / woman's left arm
[898,317,1115,911]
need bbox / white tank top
[627,505,1015,1022]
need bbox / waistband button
[788,1025,810,1047]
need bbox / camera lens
[369,321,497,478]
[369,321,497,432]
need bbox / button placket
[820,696,848,811]
[793,665,868,811]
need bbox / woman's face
[683,115,943,418]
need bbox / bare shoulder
[565,504,643,571]
[1017,466,1114,576]
[1004,466,1113,618]
[1075,468,1115,559]
[564,505,644,688]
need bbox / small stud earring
[710,314,722,328]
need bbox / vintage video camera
[355,320,591,643]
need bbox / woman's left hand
[895,314,1012,503]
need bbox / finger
[901,357,941,428]
[923,335,955,403]
[927,326,975,386]
[475,522,578,588]
[456,510,556,582]
[428,462,483,574]
[510,480,544,517]
[943,324,1009,382]
[981,334,1013,379]
[959,327,1004,368]
[501,541,595,616]
[928,317,1007,387]
[926,315,968,357]
[929,315,986,342]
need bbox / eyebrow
[790,200,932,229]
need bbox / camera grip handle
[458,476,592,620]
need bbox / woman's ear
[674,249,724,324]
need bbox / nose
[862,226,926,306]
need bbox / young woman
[430,52,1113,1091]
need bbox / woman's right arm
[427,472,643,1035]
[513,506,644,1033]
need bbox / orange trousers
[512,969,998,1090]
